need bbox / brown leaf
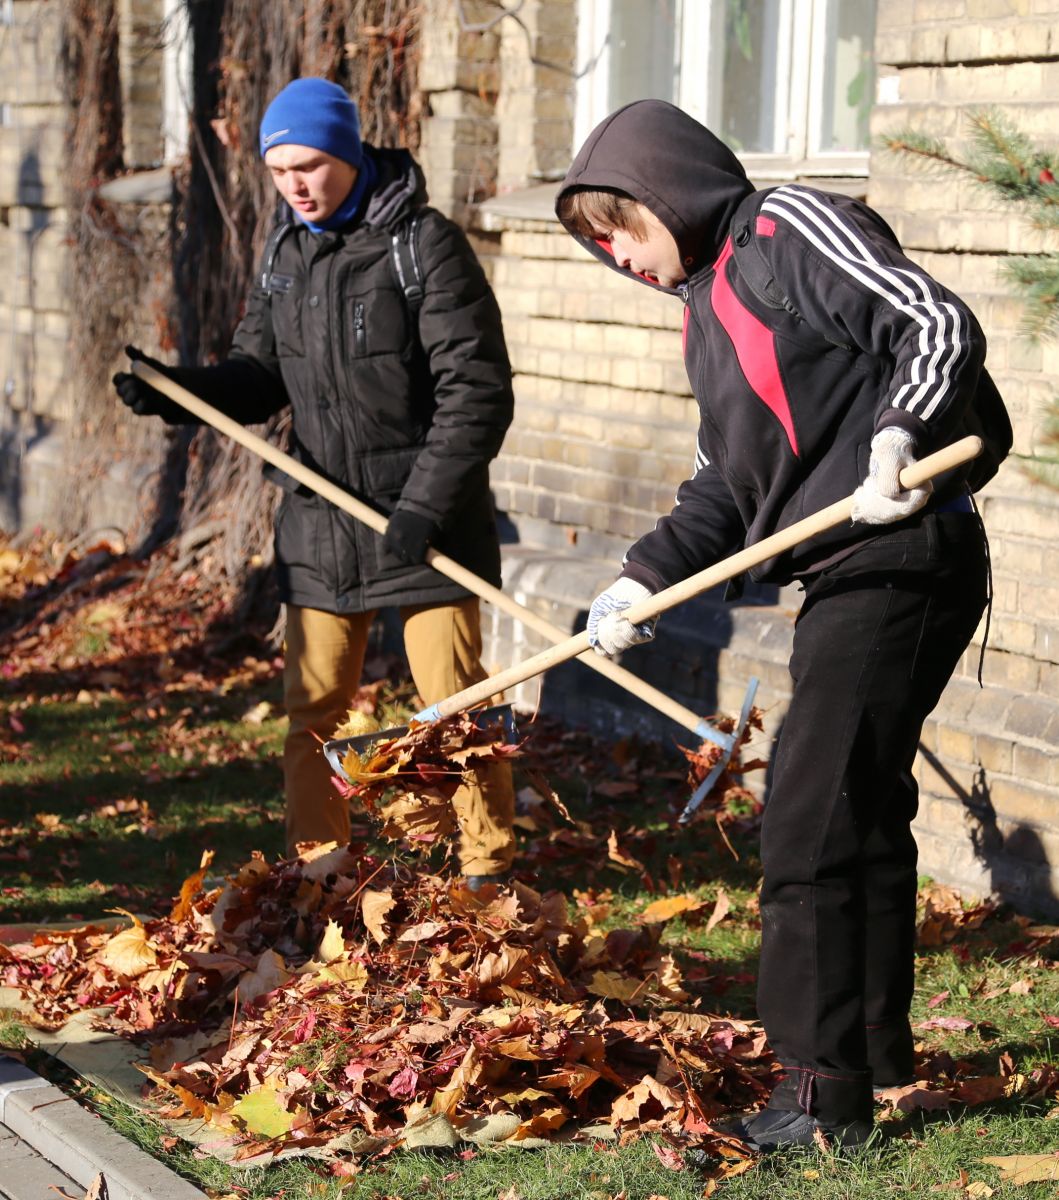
[705,887,731,934]
[874,1082,951,1113]
[610,1075,684,1127]
[951,1076,1007,1106]
[169,850,216,922]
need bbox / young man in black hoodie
[557,100,1006,1150]
[114,78,516,888]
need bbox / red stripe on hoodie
[710,239,799,456]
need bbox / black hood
[556,100,754,285]
[363,144,428,228]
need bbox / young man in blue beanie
[114,78,516,887]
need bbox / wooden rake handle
[131,360,719,740]
[414,436,983,721]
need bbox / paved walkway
[0,1123,84,1199]
[0,1057,204,1200]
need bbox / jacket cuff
[875,407,930,451]
[619,560,666,593]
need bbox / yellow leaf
[98,910,159,978]
[332,710,380,739]
[360,888,395,944]
[607,830,645,872]
[319,959,369,989]
[229,1080,295,1138]
[981,1154,1059,1184]
[965,1183,993,1199]
[497,1086,552,1104]
[588,970,649,1003]
[639,894,705,924]
[317,918,346,963]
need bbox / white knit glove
[851,428,932,525]
[587,577,656,657]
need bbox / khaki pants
[283,600,516,875]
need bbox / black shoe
[465,872,510,893]
[740,1106,874,1153]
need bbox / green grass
[0,684,288,925]
[3,667,1059,1198]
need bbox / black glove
[383,508,438,567]
[112,345,191,424]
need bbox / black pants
[757,512,989,1125]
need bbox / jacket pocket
[348,286,410,358]
[356,445,425,576]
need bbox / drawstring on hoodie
[971,492,992,686]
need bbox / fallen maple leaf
[875,1082,951,1113]
[316,918,346,963]
[229,1081,296,1138]
[981,1155,1059,1184]
[650,1139,685,1170]
[639,894,705,924]
[610,1075,683,1127]
[97,911,159,979]
[360,888,395,944]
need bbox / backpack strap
[390,214,425,316]
[260,217,296,294]
[729,188,852,350]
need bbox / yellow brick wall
[869,0,1059,911]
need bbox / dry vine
[58,0,421,619]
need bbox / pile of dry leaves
[1,841,772,1170]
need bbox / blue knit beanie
[259,78,363,168]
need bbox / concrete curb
[0,1056,205,1200]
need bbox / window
[575,0,877,177]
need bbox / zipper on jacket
[353,301,366,355]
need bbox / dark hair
[557,188,649,241]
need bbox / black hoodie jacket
[557,100,991,588]
[176,146,513,614]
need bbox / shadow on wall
[916,744,1058,919]
[0,145,52,532]
[0,412,52,531]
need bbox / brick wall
[4,0,1058,913]
[0,0,70,529]
[469,1,1059,916]
[867,0,1059,913]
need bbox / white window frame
[161,0,192,164]
[575,0,873,178]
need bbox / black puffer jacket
[557,101,1000,587]
[182,146,513,613]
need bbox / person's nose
[611,242,630,270]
